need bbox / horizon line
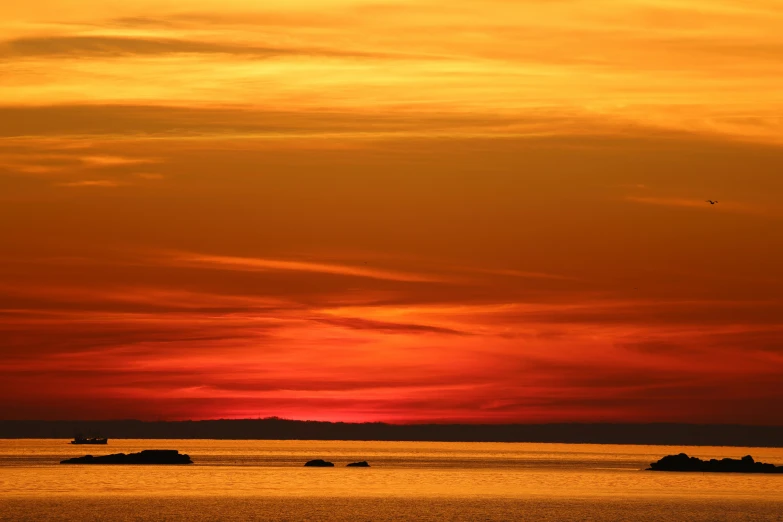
[3,418,783,428]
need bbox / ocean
[1,440,781,521]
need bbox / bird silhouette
[706,200,718,205]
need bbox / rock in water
[61,450,192,465]
[304,459,334,467]
[346,461,370,467]
[648,453,782,473]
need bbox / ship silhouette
[70,432,108,445]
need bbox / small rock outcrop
[648,453,783,473]
[346,461,370,467]
[304,459,334,467]
[61,450,192,465]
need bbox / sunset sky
[1,0,782,424]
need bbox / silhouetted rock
[60,450,192,465]
[304,459,334,467]
[648,453,782,473]
[346,461,370,467]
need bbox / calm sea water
[1,440,782,521]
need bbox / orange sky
[1,0,782,423]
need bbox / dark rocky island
[346,461,370,467]
[61,450,192,465]
[648,453,783,473]
[304,459,334,467]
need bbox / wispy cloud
[56,180,126,187]
[80,155,156,166]
[162,252,455,283]
[626,196,713,209]
[0,104,601,139]
[311,315,470,336]
[0,35,418,60]
[624,195,767,215]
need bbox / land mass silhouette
[649,453,783,473]
[61,449,192,465]
[2,420,782,447]
[304,459,334,467]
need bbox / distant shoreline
[1,420,782,448]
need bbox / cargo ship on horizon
[70,434,108,445]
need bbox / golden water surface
[1,440,782,521]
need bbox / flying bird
[706,200,718,205]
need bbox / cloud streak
[56,180,126,187]
[625,195,771,216]
[162,252,456,284]
[0,35,424,60]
